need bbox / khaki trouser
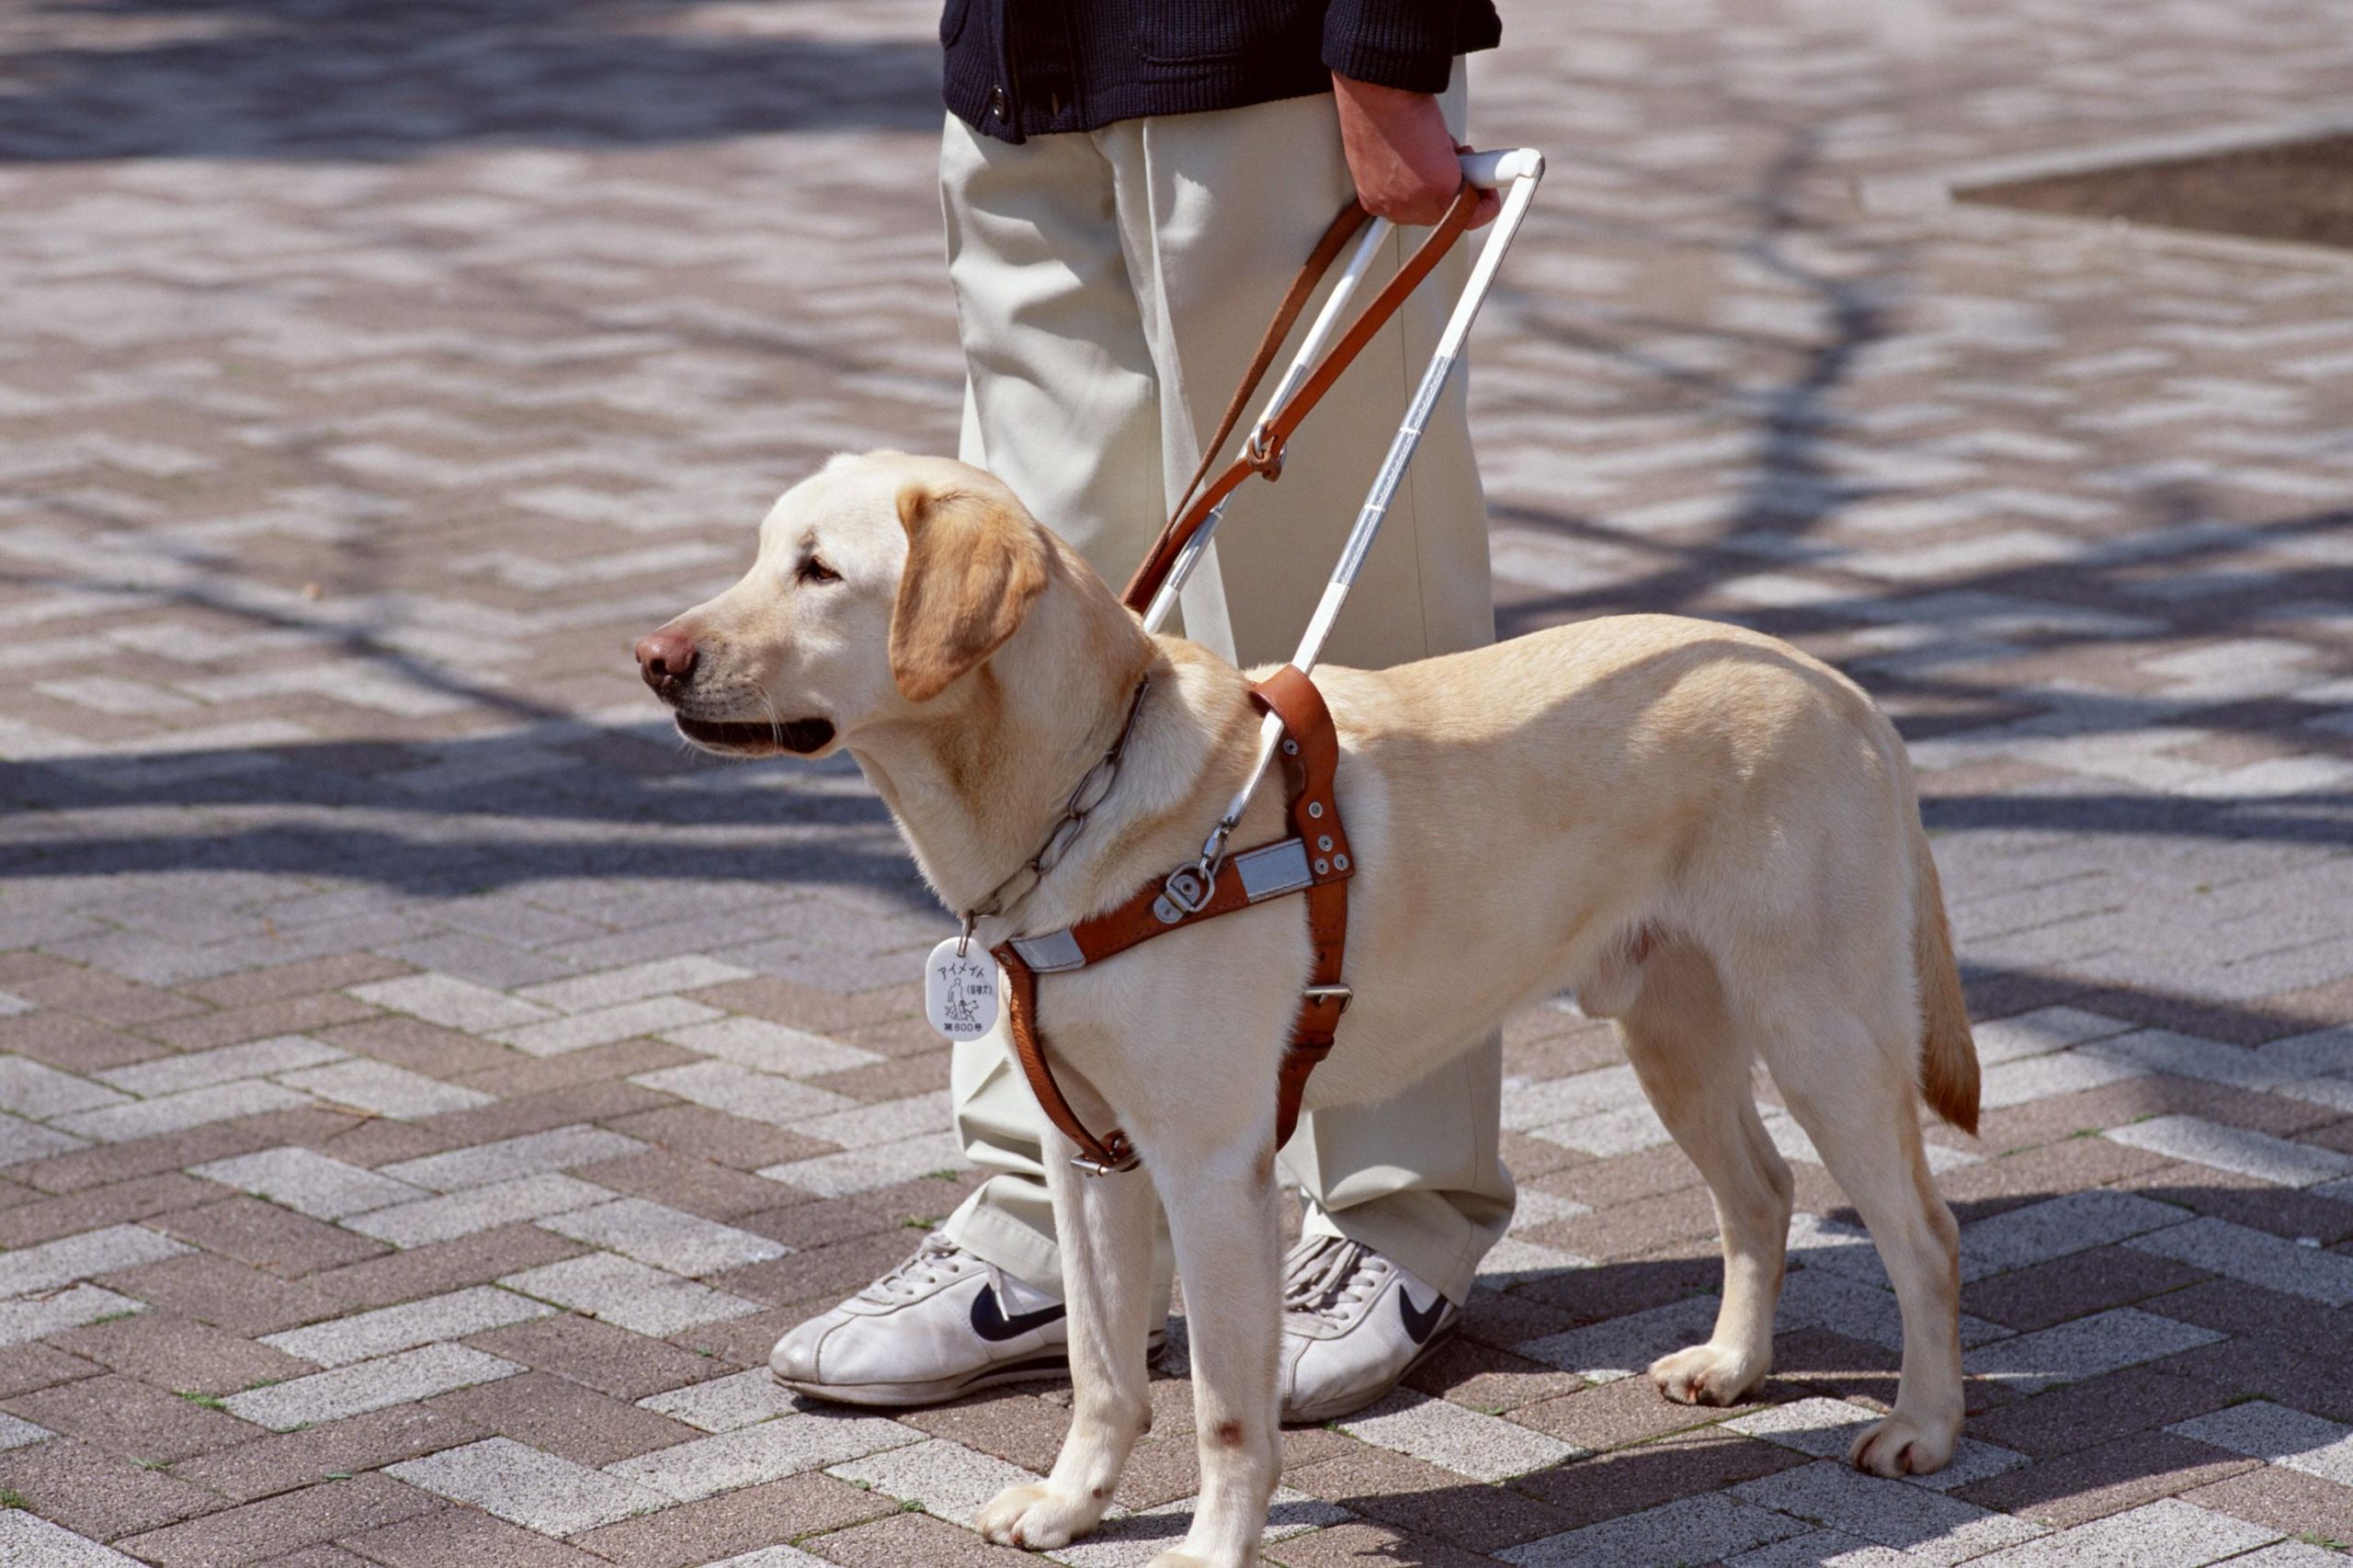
[936,82,1514,1305]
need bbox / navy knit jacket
[942,0,1503,142]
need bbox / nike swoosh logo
[971,1284,1067,1343]
[1398,1288,1449,1345]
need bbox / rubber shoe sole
[774,1333,1168,1409]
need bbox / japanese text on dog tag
[925,937,1000,1040]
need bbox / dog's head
[634,451,1050,758]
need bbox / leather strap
[991,667,1354,1174]
[1121,183,1480,616]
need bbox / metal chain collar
[959,672,1153,949]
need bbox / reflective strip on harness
[1006,838,1316,978]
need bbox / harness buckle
[1159,860,1216,919]
[1302,983,1353,1015]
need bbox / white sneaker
[1278,1234,1459,1424]
[771,1233,1167,1407]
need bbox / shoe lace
[858,1233,973,1304]
[1281,1234,1385,1324]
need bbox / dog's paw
[1648,1342,1767,1407]
[975,1482,1106,1551]
[1847,1413,1958,1477]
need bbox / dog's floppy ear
[889,480,1050,703]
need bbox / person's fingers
[1471,189,1502,229]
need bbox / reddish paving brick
[1269,1519,1499,1567]
[2144,1277,2353,1346]
[1404,1335,1588,1415]
[1971,1366,2235,1460]
[314,1017,519,1081]
[426,1370,700,1466]
[119,1473,440,1568]
[571,1472,898,1567]
[449,1037,697,1099]
[2181,1465,2353,1543]
[463,1312,714,1401]
[145,993,382,1051]
[183,955,410,1010]
[1508,1428,1805,1529]
[5,1371,263,1464]
[599,1104,837,1171]
[0,1342,103,1399]
[154,1196,392,1277]
[1510,1373,1739,1450]
[801,1508,1045,1566]
[0,1012,165,1073]
[1955,1430,2258,1528]
[47,1312,314,1396]
[0,1171,225,1248]
[338,1504,612,1567]
[0,1435,228,1540]
[101,1253,344,1335]
[173,1404,491,1505]
[1961,1242,2210,1331]
[420,1081,673,1143]
[6,967,208,1027]
[1289,1443,1578,1553]
[307,1223,585,1309]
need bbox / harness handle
[1120,182,1481,616]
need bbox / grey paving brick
[0,1222,189,1296]
[1966,1306,2225,1391]
[51,1080,314,1142]
[1725,1399,2027,1494]
[0,1111,87,1165]
[607,1411,920,1502]
[656,1016,881,1077]
[1518,1294,1722,1381]
[0,1510,145,1566]
[2105,1115,2353,1187]
[0,1284,146,1345]
[0,1411,52,1450]
[97,1036,347,1097]
[635,1368,803,1433]
[1499,1493,1810,1566]
[0,1056,129,1118]
[756,1131,966,1199]
[347,974,555,1033]
[538,1197,788,1277]
[258,1285,555,1367]
[826,1435,1043,1529]
[490,996,722,1058]
[2127,1215,2353,1305]
[2168,1402,2353,1486]
[223,1343,522,1430]
[1959,1189,2191,1280]
[1339,1390,1584,1483]
[629,1062,859,1126]
[515,956,756,1015]
[390,1436,667,1535]
[342,1173,613,1247]
[1961,1499,2279,1566]
[276,1060,493,1119]
[1971,1008,2140,1066]
[378,1124,649,1192]
[498,1251,762,1335]
[190,1146,428,1220]
[1731,1460,2045,1563]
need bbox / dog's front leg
[1151,1125,1283,1568]
[975,1122,1157,1551]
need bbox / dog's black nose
[635,626,698,694]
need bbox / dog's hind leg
[975,1122,1159,1551]
[1750,983,1965,1476]
[1144,1123,1284,1568]
[1613,936,1793,1409]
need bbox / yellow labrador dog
[636,451,1980,1567]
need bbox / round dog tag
[924,937,1000,1040]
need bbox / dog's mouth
[674,714,836,756]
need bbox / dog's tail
[1910,822,1979,1135]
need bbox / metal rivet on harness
[1313,858,1329,875]
[1307,801,1323,819]
[1317,835,1333,852]
[1333,854,1349,871]
[1282,738,1298,756]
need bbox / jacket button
[988,85,1008,119]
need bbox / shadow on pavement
[0,0,942,162]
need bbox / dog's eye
[797,556,841,585]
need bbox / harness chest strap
[992,665,1354,1175]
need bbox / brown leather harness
[988,187,1479,1176]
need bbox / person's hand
[1331,74,1499,229]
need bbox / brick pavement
[2,0,2351,1562]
